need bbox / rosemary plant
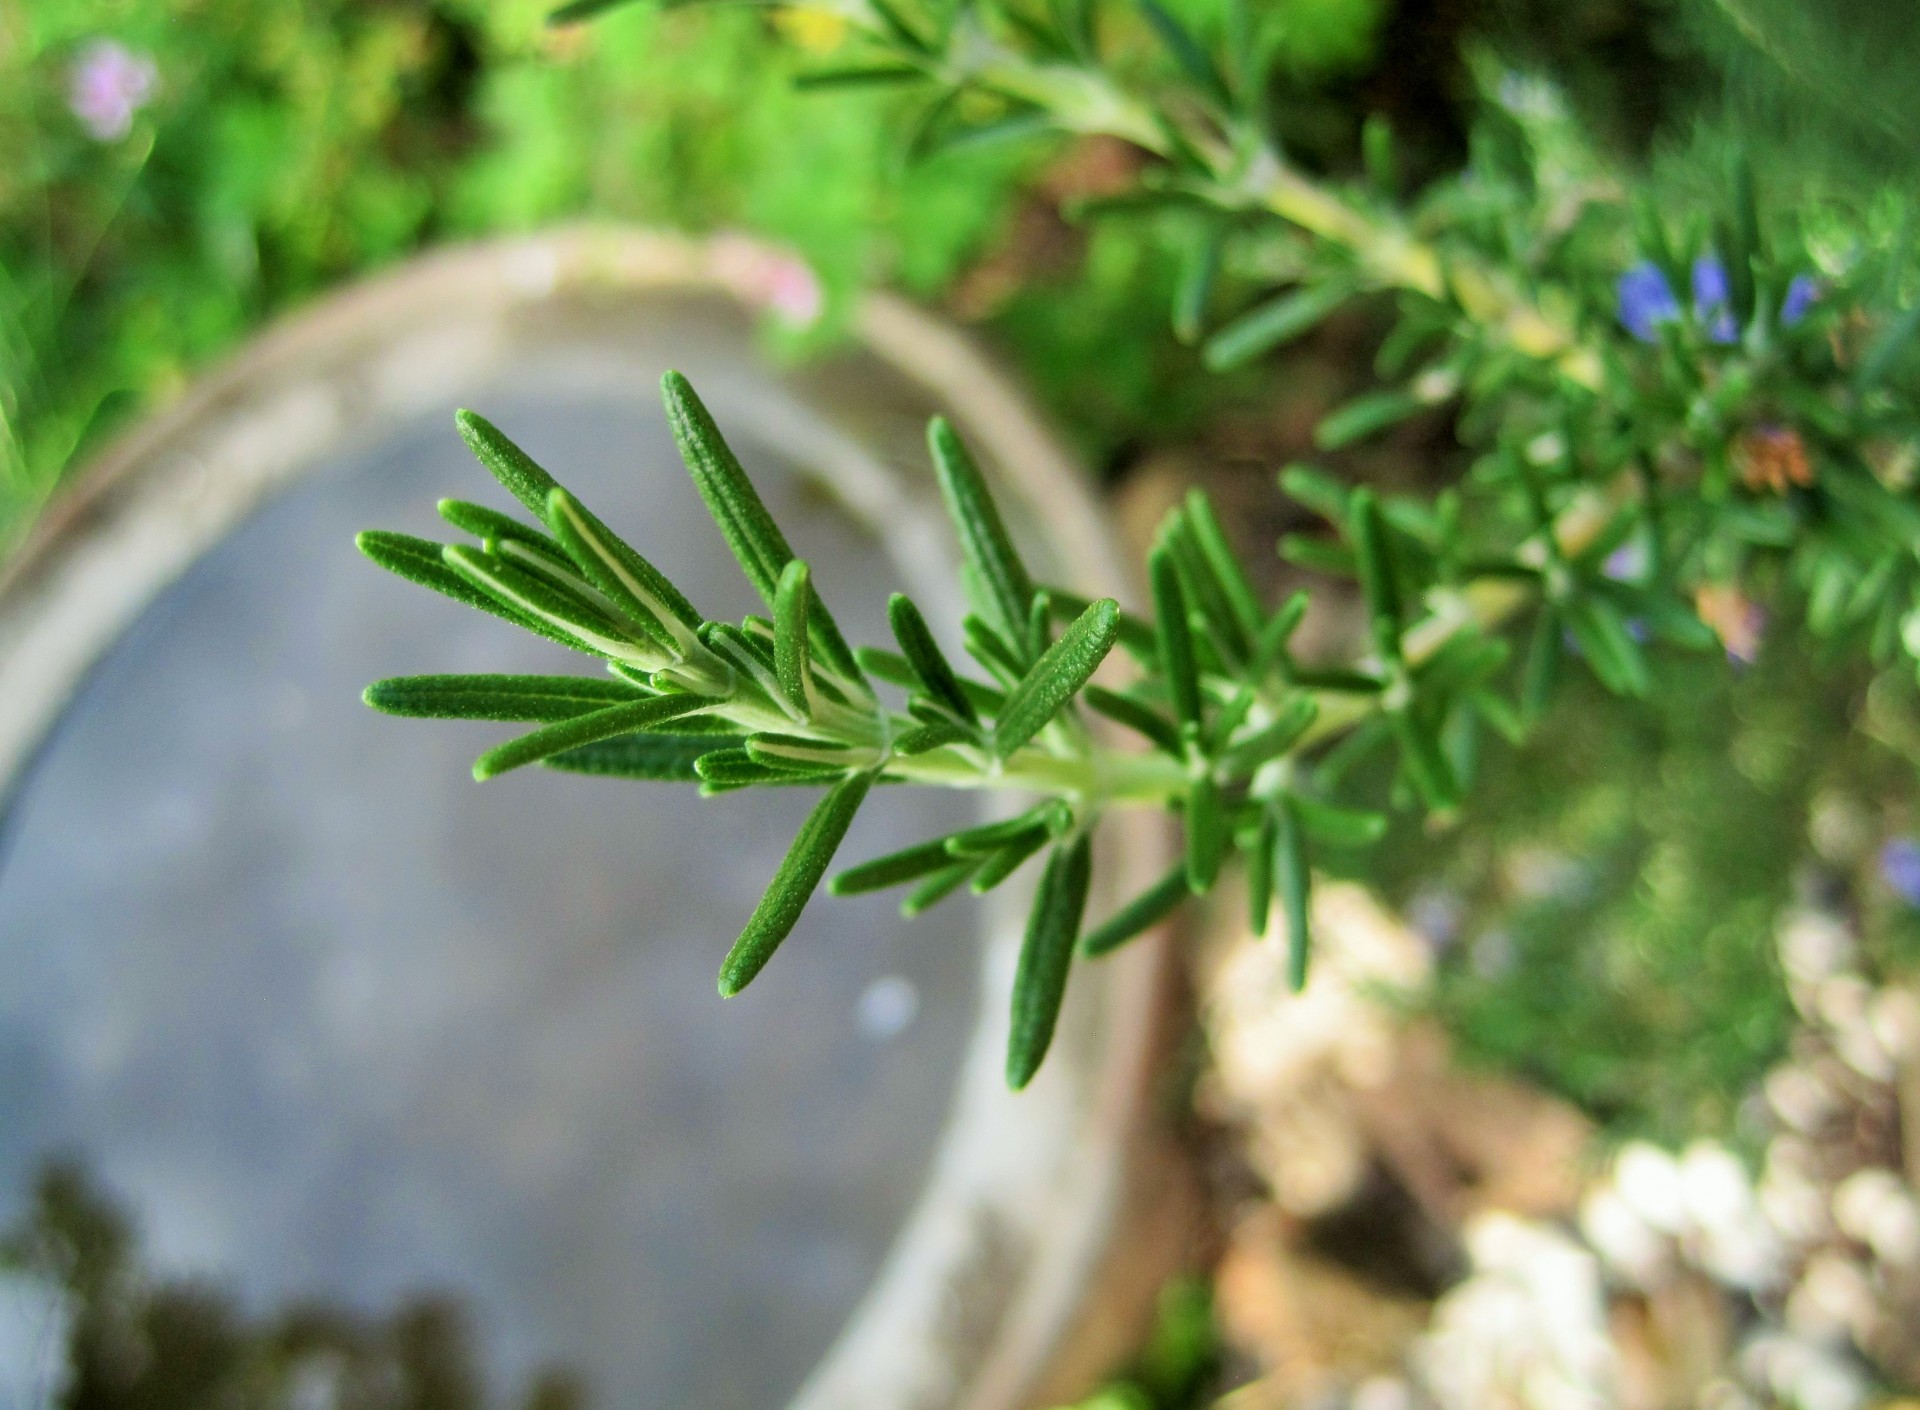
[360,0,1920,1090]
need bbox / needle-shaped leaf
[1275,800,1311,991]
[830,837,960,895]
[774,560,815,719]
[545,488,703,651]
[888,593,977,724]
[1149,547,1201,733]
[993,598,1121,757]
[1185,773,1225,893]
[1081,864,1188,958]
[1246,806,1277,934]
[1006,835,1092,1090]
[1184,490,1265,649]
[1173,226,1223,345]
[1290,795,1389,848]
[943,800,1069,857]
[1160,508,1250,669]
[1045,589,1156,664]
[902,859,981,916]
[895,720,970,755]
[1390,709,1462,811]
[661,371,862,680]
[928,417,1036,656]
[694,749,824,792]
[746,733,879,774]
[548,0,642,24]
[356,531,580,649]
[1217,695,1319,776]
[364,673,641,722]
[1083,685,1183,755]
[473,694,708,780]
[1349,489,1404,664]
[456,411,560,521]
[857,647,1007,715]
[542,733,737,782]
[1565,596,1651,697]
[964,613,1030,685]
[970,827,1054,893]
[1130,0,1228,104]
[438,499,562,557]
[1203,282,1351,371]
[442,545,647,663]
[718,772,875,997]
[1315,389,1425,450]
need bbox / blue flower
[1880,838,1920,908]
[1781,273,1819,326]
[1617,262,1681,342]
[1692,257,1739,345]
[1617,257,1818,344]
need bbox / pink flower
[710,234,825,331]
[69,40,158,143]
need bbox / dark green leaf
[546,487,703,649]
[1174,226,1223,345]
[1565,596,1650,697]
[1314,390,1424,450]
[1203,282,1351,371]
[830,837,958,895]
[775,559,815,718]
[943,801,1069,857]
[473,694,708,780]
[662,371,862,680]
[1289,795,1388,847]
[895,720,969,755]
[1007,836,1093,1089]
[1183,490,1264,649]
[356,531,578,649]
[1348,489,1403,662]
[902,859,981,916]
[1278,463,1351,523]
[1083,685,1183,755]
[928,417,1036,654]
[363,672,640,722]
[888,593,978,723]
[1045,588,1158,662]
[1185,773,1225,893]
[1390,709,1461,811]
[1275,800,1311,991]
[455,411,559,521]
[1246,807,1276,934]
[994,598,1121,757]
[442,545,632,650]
[1081,864,1188,958]
[548,0,641,21]
[857,647,1007,714]
[1150,547,1201,733]
[718,772,875,996]
[1217,695,1319,776]
[793,63,924,89]
[542,732,732,782]
[970,827,1054,892]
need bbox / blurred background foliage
[6,0,1907,539]
[3,0,1917,1152]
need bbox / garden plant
[351,0,1920,1093]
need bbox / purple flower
[69,39,157,142]
[1617,262,1681,342]
[1881,839,1920,908]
